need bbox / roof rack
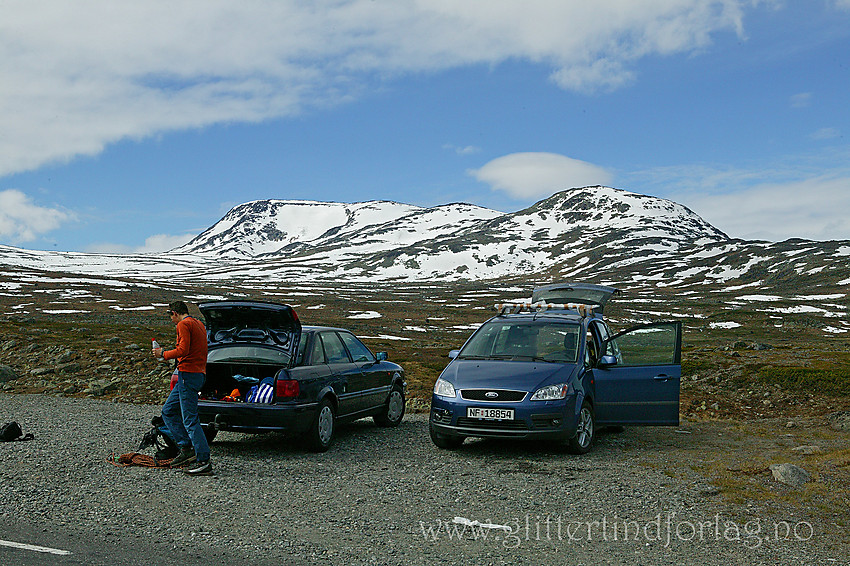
[494,302,595,317]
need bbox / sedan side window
[310,335,326,365]
[338,332,375,363]
[321,332,351,364]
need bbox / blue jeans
[161,371,210,462]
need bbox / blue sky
[1,0,849,253]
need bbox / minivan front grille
[460,389,526,402]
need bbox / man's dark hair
[168,301,190,315]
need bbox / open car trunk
[202,360,285,401]
[198,300,301,402]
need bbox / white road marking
[0,539,72,555]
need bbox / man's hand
[152,347,164,359]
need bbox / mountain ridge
[0,186,848,293]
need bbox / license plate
[467,407,514,420]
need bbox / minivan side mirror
[598,354,618,367]
[376,352,388,361]
[448,350,460,359]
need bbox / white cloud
[444,144,481,155]
[0,0,749,177]
[682,176,850,241]
[621,150,850,241]
[809,127,840,140]
[790,92,811,108]
[86,232,196,254]
[469,152,614,199]
[0,189,75,242]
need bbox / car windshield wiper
[505,355,556,362]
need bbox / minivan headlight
[433,378,457,398]
[530,383,569,401]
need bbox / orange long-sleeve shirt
[163,316,207,373]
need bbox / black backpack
[138,415,179,460]
[0,421,34,442]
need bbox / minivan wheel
[566,401,595,454]
[429,421,464,449]
[374,385,405,427]
[306,398,335,452]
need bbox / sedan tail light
[275,379,300,399]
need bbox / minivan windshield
[458,320,580,362]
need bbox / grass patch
[756,366,850,396]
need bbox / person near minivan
[152,300,212,476]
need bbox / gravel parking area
[0,394,844,565]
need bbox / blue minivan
[429,283,681,453]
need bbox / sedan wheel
[374,385,405,427]
[306,399,335,452]
[566,401,595,454]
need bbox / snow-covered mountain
[172,199,502,259]
[1,186,848,291]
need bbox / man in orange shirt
[152,301,212,476]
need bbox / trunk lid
[199,301,301,352]
[531,282,619,313]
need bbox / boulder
[828,411,850,432]
[0,364,18,383]
[30,367,54,376]
[791,445,822,456]
[769,463,810,487]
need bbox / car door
[338,331,387,411]
[286,332,333,405]
[319,331,366,417]
[591,321,681,425]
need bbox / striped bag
[247,383,274,404]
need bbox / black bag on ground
[138,415,179,460]
[0,421,34,442]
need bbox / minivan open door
[591,321,681,425]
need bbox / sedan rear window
[208,345,291,365]
[459,321,580,362]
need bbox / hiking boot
[185,460,213,476]
[155,445,179,461]
[169,447,196,467]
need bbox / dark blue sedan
[429,283,681,453]
[196,301,406,452]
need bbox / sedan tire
[305,398,335,452]
[374,384,405,427]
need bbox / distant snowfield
[362,334,411,341]
[347,311,382,319]
[709,322,742,329]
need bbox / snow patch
[347,311,382,319]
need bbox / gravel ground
[0,394,844,565]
